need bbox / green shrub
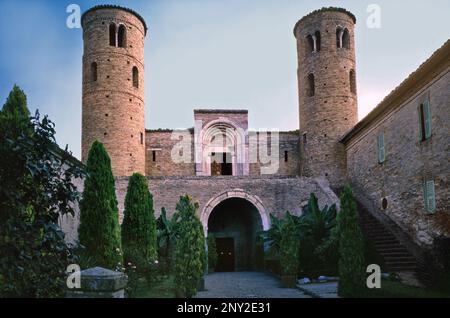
[279,213,300,276]
[122,173,157,279]
[337,185,365,297]
[172,195,206,298]
[0,86,83,297]
[78,141,122,270]
[207,234,218,271]
[297,193,337,275]
[156,207,176,273]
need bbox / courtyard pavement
[194,272,311,298]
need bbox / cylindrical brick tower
[294,8,358,188]
[81,5,147,176]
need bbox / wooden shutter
[425,180,436,213]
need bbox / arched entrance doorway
[201,190,270,272]
[208,198,263,271]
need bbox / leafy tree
[0,86,84,297]
[337,185,365,297]
[122,173,157,270]
[78,141,122,270]
[173,195,206,298]
[298,193,337,274]
[207,234,218,271]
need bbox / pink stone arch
[200,189,270,235]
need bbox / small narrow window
[306,35,314,53]
[349,70,356,94]
[284,151,288,163]
[423,180,436,213]
[307,74,315,97]
[302,133,307,145]
[140,132,144,145]
[152,151,156,162]
[315,31,321,52]
[132,67,139,88]
[342,29,350,49]
[377,133,385,164]
[419,100,432,141]
[109,23,117,47]
[91,62,97,82]
[336,28,343,48]
[118,25,127,48]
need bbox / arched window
[349,70,356,94]
[91,62,97,82]
[336,27,343,48]
[109,23,117,46]
[118,25,127,48]
[315,31,321,52]
[132,66,139,88]
[306,34,314,54]
[342,29,350,49]
[307,73,315,97]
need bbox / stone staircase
[357,202,419,273]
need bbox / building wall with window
[145,129,195,176]
[341,43,450,246]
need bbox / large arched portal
[207,198,264,272]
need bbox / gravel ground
[194,272,311,298]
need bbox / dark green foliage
[172,195,206,298]
[78,141,122,270]
[156,207,176,273]
[337,185,365,297]
[297,194,337,274]
[422,237,450,292]
[279,213,300,276]
[207,234,218,271]
[122,173,157,272]
[0,86,84,297]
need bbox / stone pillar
[67,267,128,298]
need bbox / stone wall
[145,130,195,176]
[344,67,450,246]
[249,131,300,176]
[115,176,340,224]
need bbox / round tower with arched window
[294,8,358,187]
[81,5,147,176]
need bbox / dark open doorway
[215,238,235,272]
[208,198,263,271]
[211,152,232,176]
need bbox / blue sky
[0,0,449,159]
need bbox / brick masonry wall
[115,176,339,224]
[145,130,195,176]
[59,175,340,242]
[249,132,300,176]
[345,67,450,246]
[294,10,358,188]
[82,8,146,176]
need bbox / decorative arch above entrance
[200,189,270,235]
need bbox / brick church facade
[61,5,449,273]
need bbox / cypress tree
[337,185,365,297]
[173,195,206,298]
[1,85,31,136]
[78,141,122,270]
[121,173,157,270]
